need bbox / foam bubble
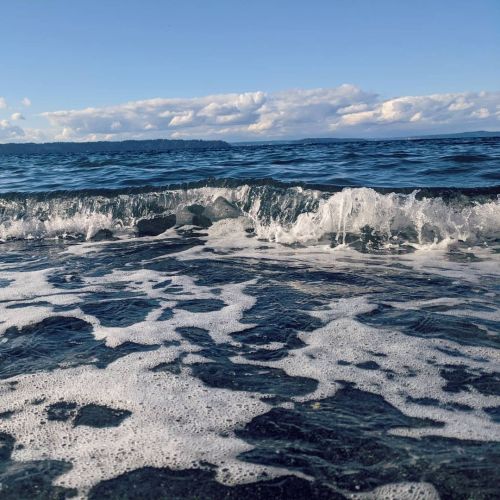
[0,260,258,349]
[2,186,499,247]
[0,348,288,495]
[231,297,500,442]
[350,481,440,500]
[1,197,499,498]
[79,269,257,347]
[253,188,500,247]
[0,268,84,336]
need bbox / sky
[1,0,499,142]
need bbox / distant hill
[293,137,367,144]
[0,138,231,155]
[407,131,500,140]
[233,132,500,146]
[2,131,498,155]
[233,137,366,146]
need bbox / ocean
[0,137,499,499]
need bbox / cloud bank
[2,85,500,142]
[0,120,25,141]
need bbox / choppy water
[1,137,500,192]
[0,138,499,499]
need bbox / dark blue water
[0,138,499,499]
[1,137,499,193]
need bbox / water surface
[0,138,499,499]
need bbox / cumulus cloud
[22,97,32,107]
[31,86,500,141]
[330,92,500,134]
[43,91,270,141]
[11,112,25,121]
[0,118,47,143]
[0,97,6,109]
[0,119,25,141]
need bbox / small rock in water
[175,207,196,226]
[176,205,207,227]
[174,199,238,228]
[187,204,205,215]
[203,197,241,221]
[176,205,210,226]
[90,229,115,241]
[192,214,212,228]
[136,214,176,236]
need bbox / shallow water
[0,138,499,499]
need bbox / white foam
[0,211,115,241]
[230,297,500,442]
[0,259,292,495]
[1,200,499,498]
[253,188,500,246]
[308,296,378,322]
[2,186,499,246]
[0,268,85,336]
[386,296,500,322]
[0,186,251,241]
[0,260,258,349]
[398,245,500,284]
[0,348,289,495]
[76,269,257,347]
[350,482,440,500]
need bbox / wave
[1,180,499,247]
[441,154,493,163]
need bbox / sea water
[0,138,499,499]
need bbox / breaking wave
[1,180,499,247]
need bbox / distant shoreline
[233,130,500,146]
[0,131,498,154]
[0,138,231,155]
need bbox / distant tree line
[0,139,231,155]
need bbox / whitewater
[0,138,499,499]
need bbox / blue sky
[1,0,499,141]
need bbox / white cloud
[0,119,25,141]
[0,97,6,109]
[448,98,473,111]
[0,118,48,143]
[471,107,490,119]
[329,91,500,135]
[11,112,25,121]
[20,85,500,142]
[22,97,32,107]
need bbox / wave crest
[1,183,499,247]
